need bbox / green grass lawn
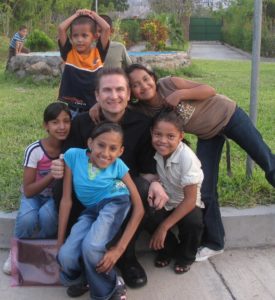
[0,36,274,210]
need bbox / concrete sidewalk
[189,41,275,62]
[1,205,275,299]
[1,246,275,300]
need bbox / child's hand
[87,10,97,20]
[89,103,101,124]
[165,90,182,107]
[51,158,65,179]
[96,247,122,274]
[149,225,167,250]
[76,9,92,17]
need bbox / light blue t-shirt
[64,148,130,207]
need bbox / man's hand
[147,181,169,210]
[51,158,65,179]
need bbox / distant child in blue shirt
[57,121,144,300]
[6,25,30,70]
[58,9,110,117]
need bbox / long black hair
[90,121,124,144]
[43,102,71,123]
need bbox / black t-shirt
[63,108,156,176]
[58,38,108,111]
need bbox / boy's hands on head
[75,9,92,17]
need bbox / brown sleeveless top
[157,76,236,139]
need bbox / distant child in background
[6,25,30,70]
[58,9,110,118]
[98,15,132,69]
[146,110,204,274]
[2,102,71,275]
[57,122,144,299]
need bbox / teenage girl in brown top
[124,64,275,261]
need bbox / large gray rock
[7,51,190,82]
[26,61,52,75]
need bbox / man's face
[96,74,130,117]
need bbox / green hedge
[25,29,55,51]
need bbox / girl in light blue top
[57,121,144,300]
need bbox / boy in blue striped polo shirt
[6,25,30,70]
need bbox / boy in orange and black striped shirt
[58,9,110,117]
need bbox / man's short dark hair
[70,16,97,35]
[96,67,129,91]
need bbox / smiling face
[128,69,157,102]
[44,110,71,141]
[96,74,130,121]
[70,23,95,54]
[19,28,28,38]
[151,120,183,159]
[87,131,124,169]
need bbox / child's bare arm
[23,167,54,198]
[57,164,73,249]
[88,11,110,50]
[165,77,216,107]
[150,184,197,250]
[96,173,144,273]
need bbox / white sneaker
[195,247,224,262]
[3,250,12,275]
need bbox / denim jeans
[14,194,58,238]
[197,107,275,250]
[58,195,130,300]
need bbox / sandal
[154,253,171,268]
[174,262,191,274]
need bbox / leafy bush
[219,0,275,57]
[25,29,55,51]
[167,14,184,47]
[120,19,142,47]
[141,19,168,50]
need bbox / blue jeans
[197,107,275,250]
[58,195,130,300]
[15,194,58,238]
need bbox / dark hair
[90,121,124,144]
[125,63,158,85]
[95,67,129,91]
[99,14,112,28]
[43,102,71,123]
[152,109,184,132]
[152,109,190,145]
[70,15,97,35]
[19,25,27,31]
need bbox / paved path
[189,41,275,62]
[1,247,275,300]
[189,41,250,60]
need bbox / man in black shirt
[52,68,168,294]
